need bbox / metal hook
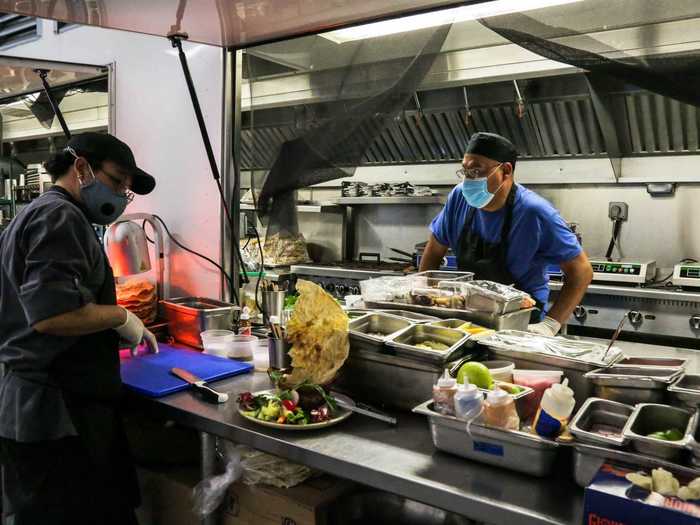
[462,86,472,128]
[413,92,424,125]
[513,80,525,119]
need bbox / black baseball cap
[465,132,518,167]
[66,132,156,195]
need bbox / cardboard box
[583,462,700,525]
[137,466,356,525]
[222,475,357,525]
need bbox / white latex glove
[115,308,159,354]
[528,316,562,337]
[142,328,159,354]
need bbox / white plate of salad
[236,384,354,430]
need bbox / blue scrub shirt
[430,183,582,311]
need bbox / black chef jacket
[0,186,107,441]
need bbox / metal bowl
[570,397,633,448]
[622,403,698,461]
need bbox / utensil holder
[262,291,286,320]
[268,338,291,370]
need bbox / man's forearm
[547,273,591,324]
[419,235,448,271]
[33,303,127,336]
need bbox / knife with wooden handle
[171,367,229,404]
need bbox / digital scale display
[590,262,642,276]
[679,266,700,279]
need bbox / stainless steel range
[550,282,700,341]
[291,262,408,298]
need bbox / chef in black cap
[421,132,592,335]
[0,132,157,524]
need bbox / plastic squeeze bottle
[482,389,519,430]
[453,382,483,421]
[239,307,252,336]
[433,369,458,416]
[533,378,576,438]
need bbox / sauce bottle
[239,306,252,336]
[533,378,575,438]
[433,369,457,416]
[482,389,519,430]
[453,382,482,421]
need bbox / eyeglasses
[455,162,502,181]
[66,147,134,202]
[102,170,134,202]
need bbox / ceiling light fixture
[320,0,582,43]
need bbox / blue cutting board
[120,343,253,398]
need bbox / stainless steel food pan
[348,313,413,352]
[161,296,237,348]
[569,397,633,448]
[622,403,698,461]
[367,301,534,331]
[386,324,471,364]
[428,318,471,330]
[374,309,440,323]
[585,366,682,405]
[335,347,469,411]
[668,373,700,407]
[413,400,561,477]
[615,356,688,370]
[411,270,474,288]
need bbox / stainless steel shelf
[335,196,444,205]
[240,202,344,214]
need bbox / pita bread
[285,280,349,385]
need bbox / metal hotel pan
[569,397,633,448]
[572,442,700,488]
[374,309,440,323]
[668,373,700,407]
[335,348,467,411]
[622,403,698,462]
[585,366,682,405]
[386,324,471,365]
[348,313,413,352]
[413,400,562,477]
[367,301,534,331]
[615,356,688,370]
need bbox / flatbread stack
[284,280,349,385]
[116,278,157,325]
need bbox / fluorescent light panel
[320,0,582,43]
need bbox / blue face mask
[460,163,504,209]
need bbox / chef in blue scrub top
[420,132,593,336]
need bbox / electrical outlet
[608,202,628,221]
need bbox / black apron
[456,185,542,323]
[2,258,140,524]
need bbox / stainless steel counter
[140,371,581,525]
[136,339,698,525]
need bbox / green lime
[456,362,493,389]
[664,428,684,441]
